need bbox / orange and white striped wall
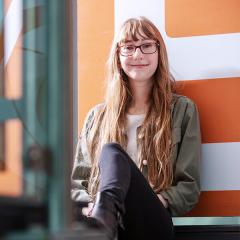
[1,0,239,217]
[77,0,240,216]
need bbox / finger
[88,202,94,209]
[82,207,89,216]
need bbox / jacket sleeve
[160,98,201,216]
[71,109,94,203]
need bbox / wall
[77,0,240,216]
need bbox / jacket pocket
[172,127,181,145]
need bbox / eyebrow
[122,39,155,44]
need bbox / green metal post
[46,0,73,234]
[22,0,48,201]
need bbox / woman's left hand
[158,194,168,208]
[82,202,94,217]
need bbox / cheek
[119,55,126,66]
[119,56,129,72]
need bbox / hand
[82,202,94,217]
[158,194,168,208]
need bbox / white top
[126,114,167,207]
[126,114,145,165]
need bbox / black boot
[91,191,121,240]
[90,143,130,239]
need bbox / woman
[71,16,201,240]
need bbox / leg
[91,143,131,239]
[92,143,174,240]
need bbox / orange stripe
[187,190,240,216]
[165,0,240,37]
[77,0,114,130]
[4,33,22,98]
[0,120,22,196]
[176,78,240,143]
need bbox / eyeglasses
[118,42,159,56]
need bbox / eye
[142,43,154,49]
[123,45,135,51]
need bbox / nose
[133,46,143,58]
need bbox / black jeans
[98,143,174,240]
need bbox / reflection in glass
[0,124,5,170]
[0,1,5,170]
[0,119,22,196]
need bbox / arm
[71,135,92,202]
[160,97,201,216]
[71,109,95,203]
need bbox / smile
[130,64,149,67]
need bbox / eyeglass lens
[120,43,158,56]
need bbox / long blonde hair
[87,16,175,198]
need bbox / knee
[101,142,123,153]
[99,143,126,165]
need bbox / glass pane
[0,0,3,85]
[0,0,48,199]
[4,0,22,100]
[0,0,23,171]
[0,0,73,237]
[0,0,5,170]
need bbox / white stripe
[115,0,240,80]
[201,142,240,191]
[4,0,22,65]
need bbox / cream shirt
[126,114,145,165]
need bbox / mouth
[130,64,149,67]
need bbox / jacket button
[143,159,147,165]
[138,134,144,139]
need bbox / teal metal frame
[45,0,73,233]
[22,0,73,235]
[0,99,23,122]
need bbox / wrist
[158,194,168,208]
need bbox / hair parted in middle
[86,16,176,199]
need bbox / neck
[127,79,153,115]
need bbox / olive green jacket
[71,94,201,216]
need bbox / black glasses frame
[118,42,160,56]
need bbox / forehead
[125,35,152,42]
[120,34,154,45]
[118,26,155,44]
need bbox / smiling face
[119,35,159,85]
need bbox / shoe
[91,191,120,240]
